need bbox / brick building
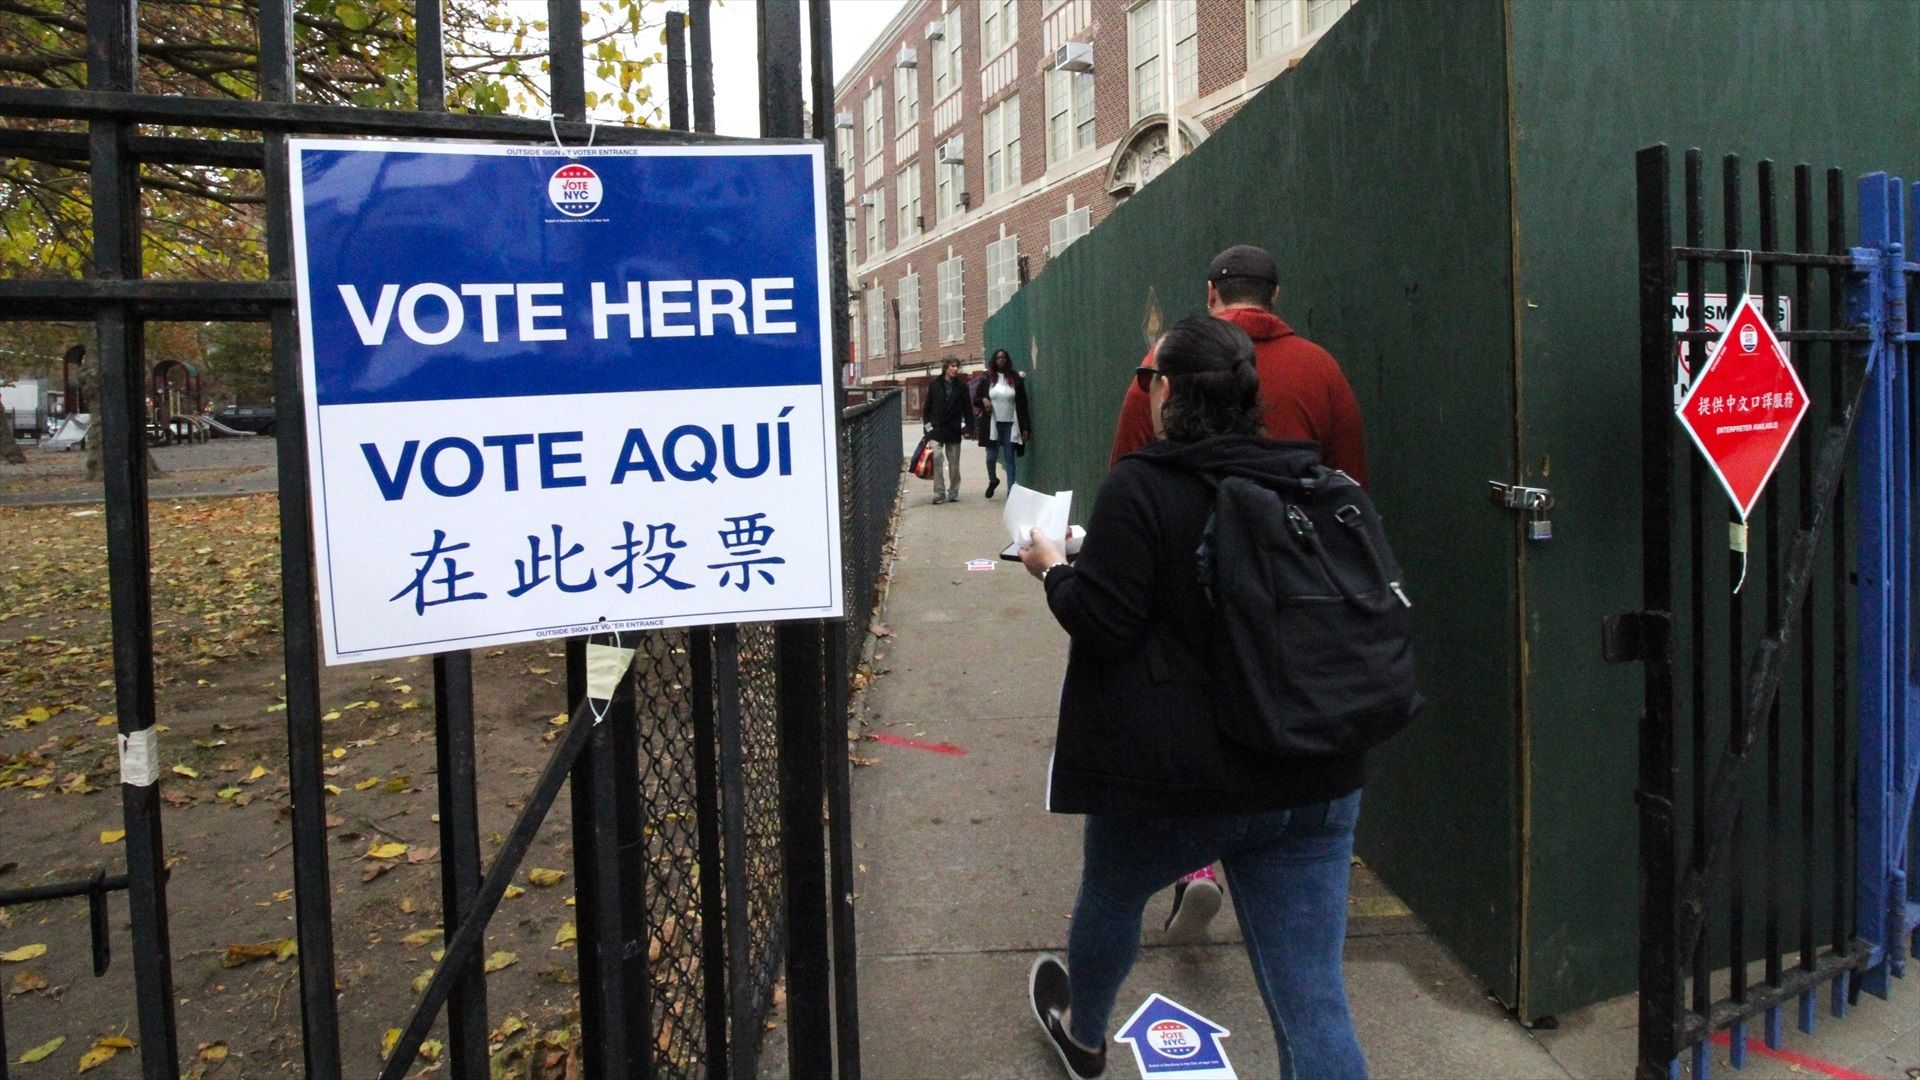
[832,0,1356,411]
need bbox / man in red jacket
[1110,244,1371,944]
[1110,245,1368,485]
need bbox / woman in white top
[971,348,1033,498]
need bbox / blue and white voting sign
[289,140,842,664]
[1116,994,1236,1078]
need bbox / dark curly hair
[1154,314,1263,442]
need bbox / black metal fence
[1628,145,1877,1079]
[0,1,879,1078]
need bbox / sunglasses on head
[1134,366,1162,394]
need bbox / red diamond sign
[1676,294,1810,520]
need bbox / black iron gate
[1627,144,1916,1079]
[0,2,885,1077]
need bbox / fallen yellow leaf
[100,829,125,844]
[367,842,409,860]
[324,783,343,795]
[171,764,199,779]
[554,922,577,946]
[77,1041,122,1072]
[245,765,267,782]
[9,969,48,995]
[419,1039,444,1062]
[19,776,52,788]
[97,1037,134,1050]
[528,868,565,887]
[221,942,277,968]
[275,938,298,962]
[354,778,381,791]
[483,950,519,973]
[412,969,431,993]
[400,928,442,947]
[330,747,345,759]
[0,944,47,963]
[17,1035,62,1063]
[380,1028,401,1058]
[503,884,526,900]
[198,1042,230,1062]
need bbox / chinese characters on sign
[1675,294,1811,520]
[290,141,842,664]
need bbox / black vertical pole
[690,0,717,134]
[714,627,756,1078]
[415,0,445,112]
[1826,166,1852,985]
[1757,160,1785,1040]
[1634,144,1682,1080]
[87,0,180,1072]
[761,3,835,1074]
[689,628,731,1078]
[1722,156,1749,1049]
[1793,165,1819,1003]
[810,1,862,1076]
[260,0,342,1065]
[666,12,690,133]
[1684,147,1711,1035]
[433,652,490,1079]
[548,0,585,125]
[411,9,489,1076]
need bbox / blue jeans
[1065,791,1367,1079]
[991,421,1019,487]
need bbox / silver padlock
[1528,514,1553,541]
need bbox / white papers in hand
[1001,484,1073,559]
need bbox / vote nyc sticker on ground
[1116,994,1236,1078]
[289,140,842,664]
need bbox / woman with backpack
[1016,314,1381,1080]
[972,348,1031,498]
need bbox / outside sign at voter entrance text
[289,140,843,664]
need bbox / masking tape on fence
[118,727,159,787]
[585,643,636,704]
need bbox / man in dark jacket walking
[923,357,971,504]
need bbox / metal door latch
[1489,481,1554,541]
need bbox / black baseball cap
[1207,244,1277,284]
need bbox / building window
[1173,0,1198,102]
[897,167,922,242]
[899,271,922,353]
[1046,69,1096,165]
[983,95,1021,198]
[895,67,919,129]
[1128,2,1163,123]
[1250,0,1296,60]
[980,0,1017,60]
[865,286,888,365]
[936,154,965,222]
[1307,0,1353,35]
[836,132,852,181]
[985,234,1020,316]
[863,190,888,261]
[932,6,964,99]
[863,87,885,161]
[937,256,964,344]
[1049,206,1092,256]
[845,216,858,276]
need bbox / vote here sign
[289,141,842,665]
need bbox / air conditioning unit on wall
[834,111,854,130]
[937,136,964,164]
[858,194,877,208]
[896,45,917,68]
[924,20,944,41]
[1053,41,1094,73]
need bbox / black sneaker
[1028,954,1106,1080]
[986,477,999,498]
[1162,874,1222,944]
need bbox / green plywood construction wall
[1506,0,1920,1017]
[985,0,1527,1003]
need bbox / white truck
[1,377,51,440]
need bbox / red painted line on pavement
[1708,1031,1876,1080]
[869,732,967,757]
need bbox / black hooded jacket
[1042,434,1366,816]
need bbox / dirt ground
[0,472,650,1076]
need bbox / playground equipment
[148,359,205,445]
[42,413,90,451]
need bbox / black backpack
[1150,457,1423,757]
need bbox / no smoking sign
[1676,294,1810,520]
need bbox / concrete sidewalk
[848,467,1564,1079]
[845,462,1919,1079]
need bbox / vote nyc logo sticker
[1148,1020,1201,1059]
[548,162,603,217]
